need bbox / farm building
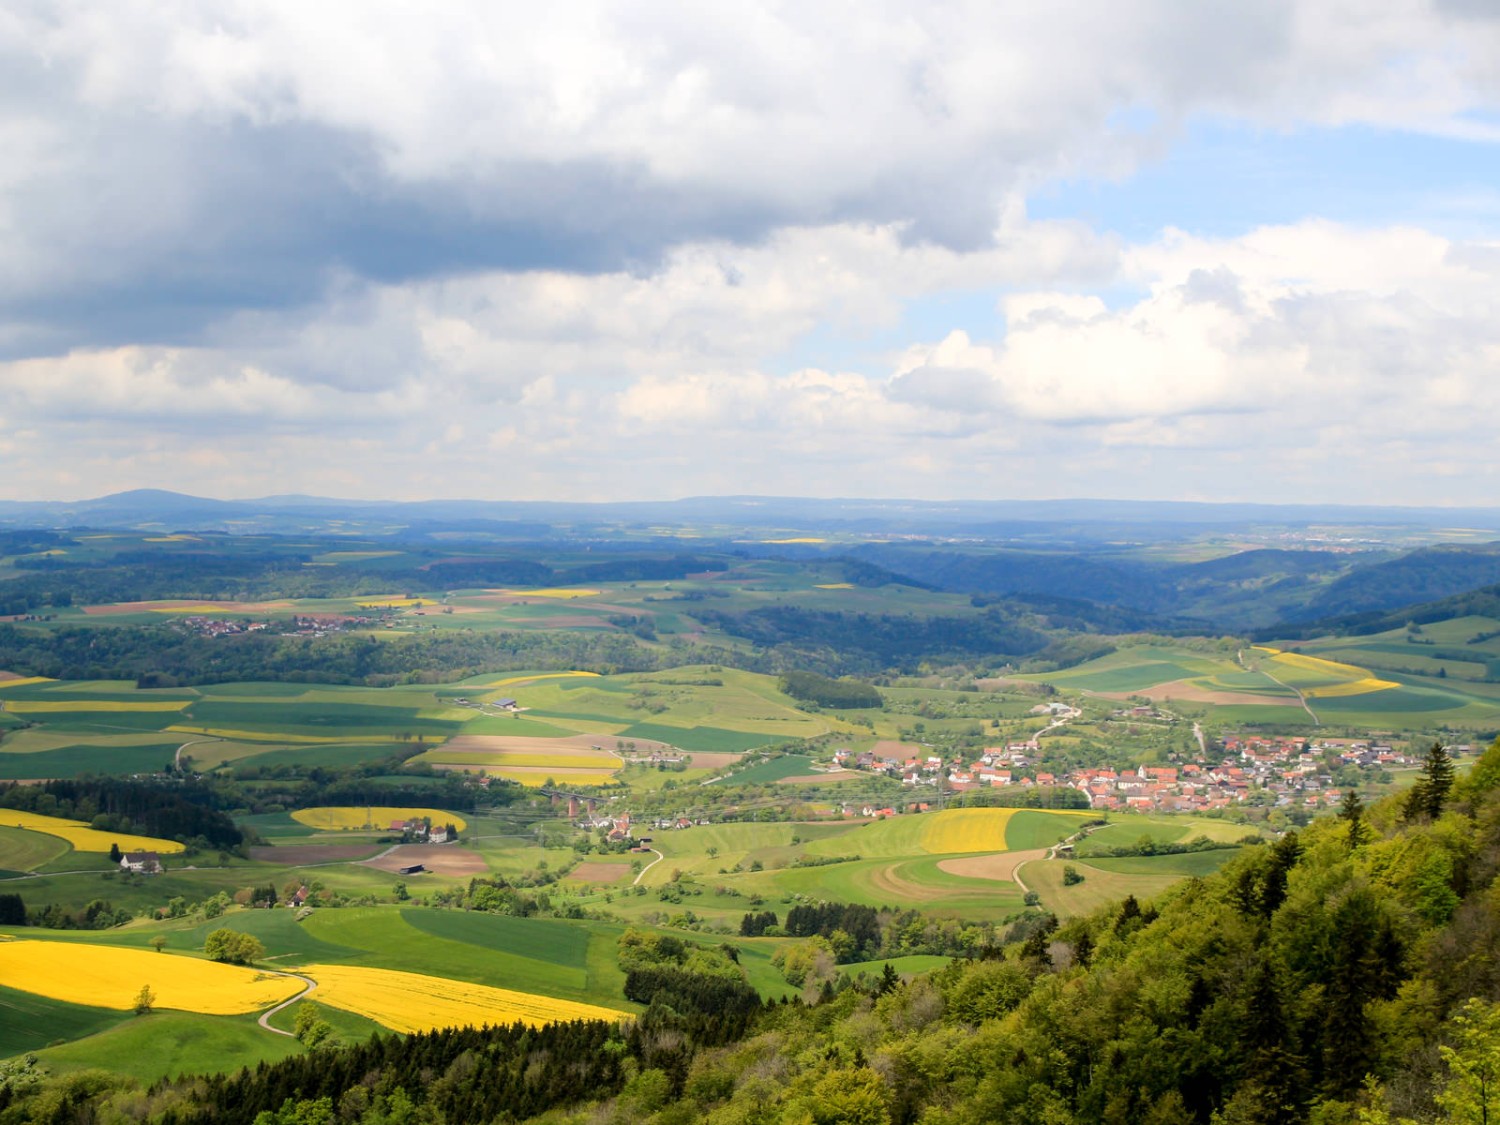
[119,851,162,875]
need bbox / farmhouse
[119,851,162,875]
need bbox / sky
[4,1,1500,506]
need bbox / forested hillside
[5,742,1500,1123]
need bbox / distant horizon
[7,486,1500,522]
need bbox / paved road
[258,973,318,1037]
[1240,648,1319,725]
[174,736,224,770]
[632,847,665,885]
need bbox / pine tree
[1404,741,1456,822]
[1339,789,1370,851]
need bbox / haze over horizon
[5,4,1500,507]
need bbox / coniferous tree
[1340,789,1371,851]
[1404,741,1456,822]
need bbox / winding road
[257,972,318,1037]
[1239,648,1319,726]
[174,736,224,770]
[632,847,665,885]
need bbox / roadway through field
[633,848,664,885]
[175,736,224,770]
[258,973,317,1037]
[1239,649,1320,725]
[938,848,1048,893]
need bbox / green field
[0,823,70,870]
[35,1012,302,1082]
[0,982,125,1056]
[1028,851,1243,917]
[713,754,818,785]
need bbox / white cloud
[5,6,1500,503]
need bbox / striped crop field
[475,766,620,787]
[919,808,1018,854]
[1303,677,1402,698]
[499,588,602,599]
[298,963,627,1033]
[470,671,602,689]
[165,725,360,743]
[1259,649,1399,696]
[2,699,190,713]
[290,807,468,832]
[0,940,302,1014]
[0,810,185,854]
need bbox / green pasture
[1084,851,1243,877]
[620,722,791,754]
[0,983,127,1057]
[230,743,404,772]
[180,700,467,736]
[800,816,930,860]
[296,907,621,1006]
[840,954,953,980]
[1029,851,1242,917]
[1075,815,1252,855]
[0,824,69,871]
[1015,646,1237,693]
[1319,643,1489,680]
[645,822,859,881]
[1005,810,1098,850]
[236,811,322,837]
[714,754,817,785]
[0,742,180,779]
[756,854,1026,920]
[35,1012,301,1082]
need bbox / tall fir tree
[1339,789,1371,850]
[1404,741,1456,822]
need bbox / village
[832,732,1465,814]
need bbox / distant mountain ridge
[3,489,1500,539]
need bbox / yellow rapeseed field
[1272,651,1398,696]
[0,940,301,1013]
[0,810,185,854]
[2,699,189,713]
[1271,651,1372,678]
[1305,677,1401,698]
[426,752,616,769]
[165,724,355,743]
[500,588,602,599]
[484,767,620,787]
[814,583,855,589]
[290,806,469,832]
[920,808,1018,854]
[298,963,627,1033]
[0,676,55,689]
[474,671,600,689]
[358,597,430,608]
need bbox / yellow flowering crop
[498,588,602,599]
[298,963,627,1033]
[0,810,185,854]
[920,808,1019,854]
[2,699,189,713]
[290,807,468,832]
[0,940,301,1013]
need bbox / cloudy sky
[4,1,1500,505]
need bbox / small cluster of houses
[176,614,380,638]
[390,818,453,844]
[830,733,1455,813]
